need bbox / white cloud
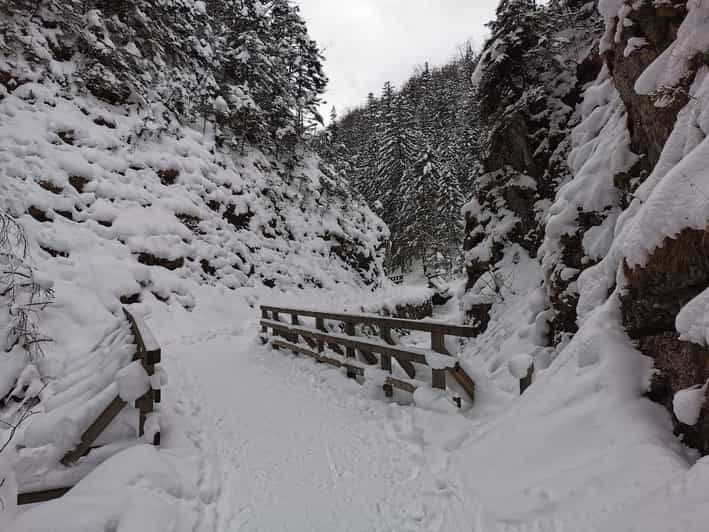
[295,0,499,118]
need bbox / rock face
[464,3,603,332]
[467,1,709,454]
[543,1,699,346]
[603,0,689,194]
[601,1,709,454]
[622,230,709,453]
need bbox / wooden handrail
[261,319,457,368]
[123,308,161,444]
[60,309,162,467]
[261,305,477,337]
[260,305,476,404]
[21,309,165,505]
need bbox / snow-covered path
[160,313,457,532]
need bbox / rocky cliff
[465,0,709,453]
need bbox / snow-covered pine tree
[375,83,421,271]
[474,0,543,128]
[218,0,276,150]
[268,0,327,153]
[396,143,448,274]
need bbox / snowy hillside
[0,1,392,528]
[5,0,709,531]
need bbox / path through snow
[159,312,465,532]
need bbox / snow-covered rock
[674,383,708,426]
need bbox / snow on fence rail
[15,308,163,506]
[260,305,477,406]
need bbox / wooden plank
[315,317,325,352]
[344,322,356,359]
[289,313,300,343]
[61,396,127,465]
[261,308,268,333]
[18,486,72,506]
[380,328,393,373]
[260,320,456,369]
[358,348,378,365]
[447,364,476,402]
[124,307,159,441]
[430,331,448,391]
[351,322,377,365]
[432,368,447,390]
[431,331,448,354]
[380,326,416,378]
[381,353,392,373]
[261,305,478,337]
[271,339,353,375]
[385,377,417,394]
[272,338,321,360]
[345,363,365,379]
[123,308,161,364]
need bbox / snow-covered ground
[8,285,469,531]
[8,279,709,532]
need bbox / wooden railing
[260,305,476,405]
[18,308,162,505]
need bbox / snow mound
[673,383,708,426]
[0,82,386,313]
[9,445,196,532]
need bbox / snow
[0,453,17,530]
[609,68,709,270]
[625,36,649,56]
[412,387,459,414]
[116,361,151,403]
[508,353,533,379]
[677,286,709,345]
[0,350,27,399]
[673,383,708,426]
[10,445,196,532]
[636,2,709,96]
[5,3,709,530]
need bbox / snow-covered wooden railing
[260,305,476,405]
[16,308,163,505]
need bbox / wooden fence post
[261,308,268,333]
[315,317,325,353]
[430,331,447,391]
[379,327,393,373]
[345,322,356,359]
[380,326,415,378]
[290,313,300,344]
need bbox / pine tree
[474,0,543,124]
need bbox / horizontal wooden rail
[124,308,162,444]
[18,486,72,506]
[61,396,127,466]
[260,305,476,404]
[384,377,417,396]
[261,305,477,337]
[271,338,364,377]
[261,319,456,369]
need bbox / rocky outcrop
[545,1,694,346]
[621,229,709,452]
[603,0,689,194]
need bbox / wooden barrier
[19,308,163,505]
[123,308,162,444]
[260,305,476,404]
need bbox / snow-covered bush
[0,211,53,362]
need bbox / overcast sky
[295,0,500,120]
